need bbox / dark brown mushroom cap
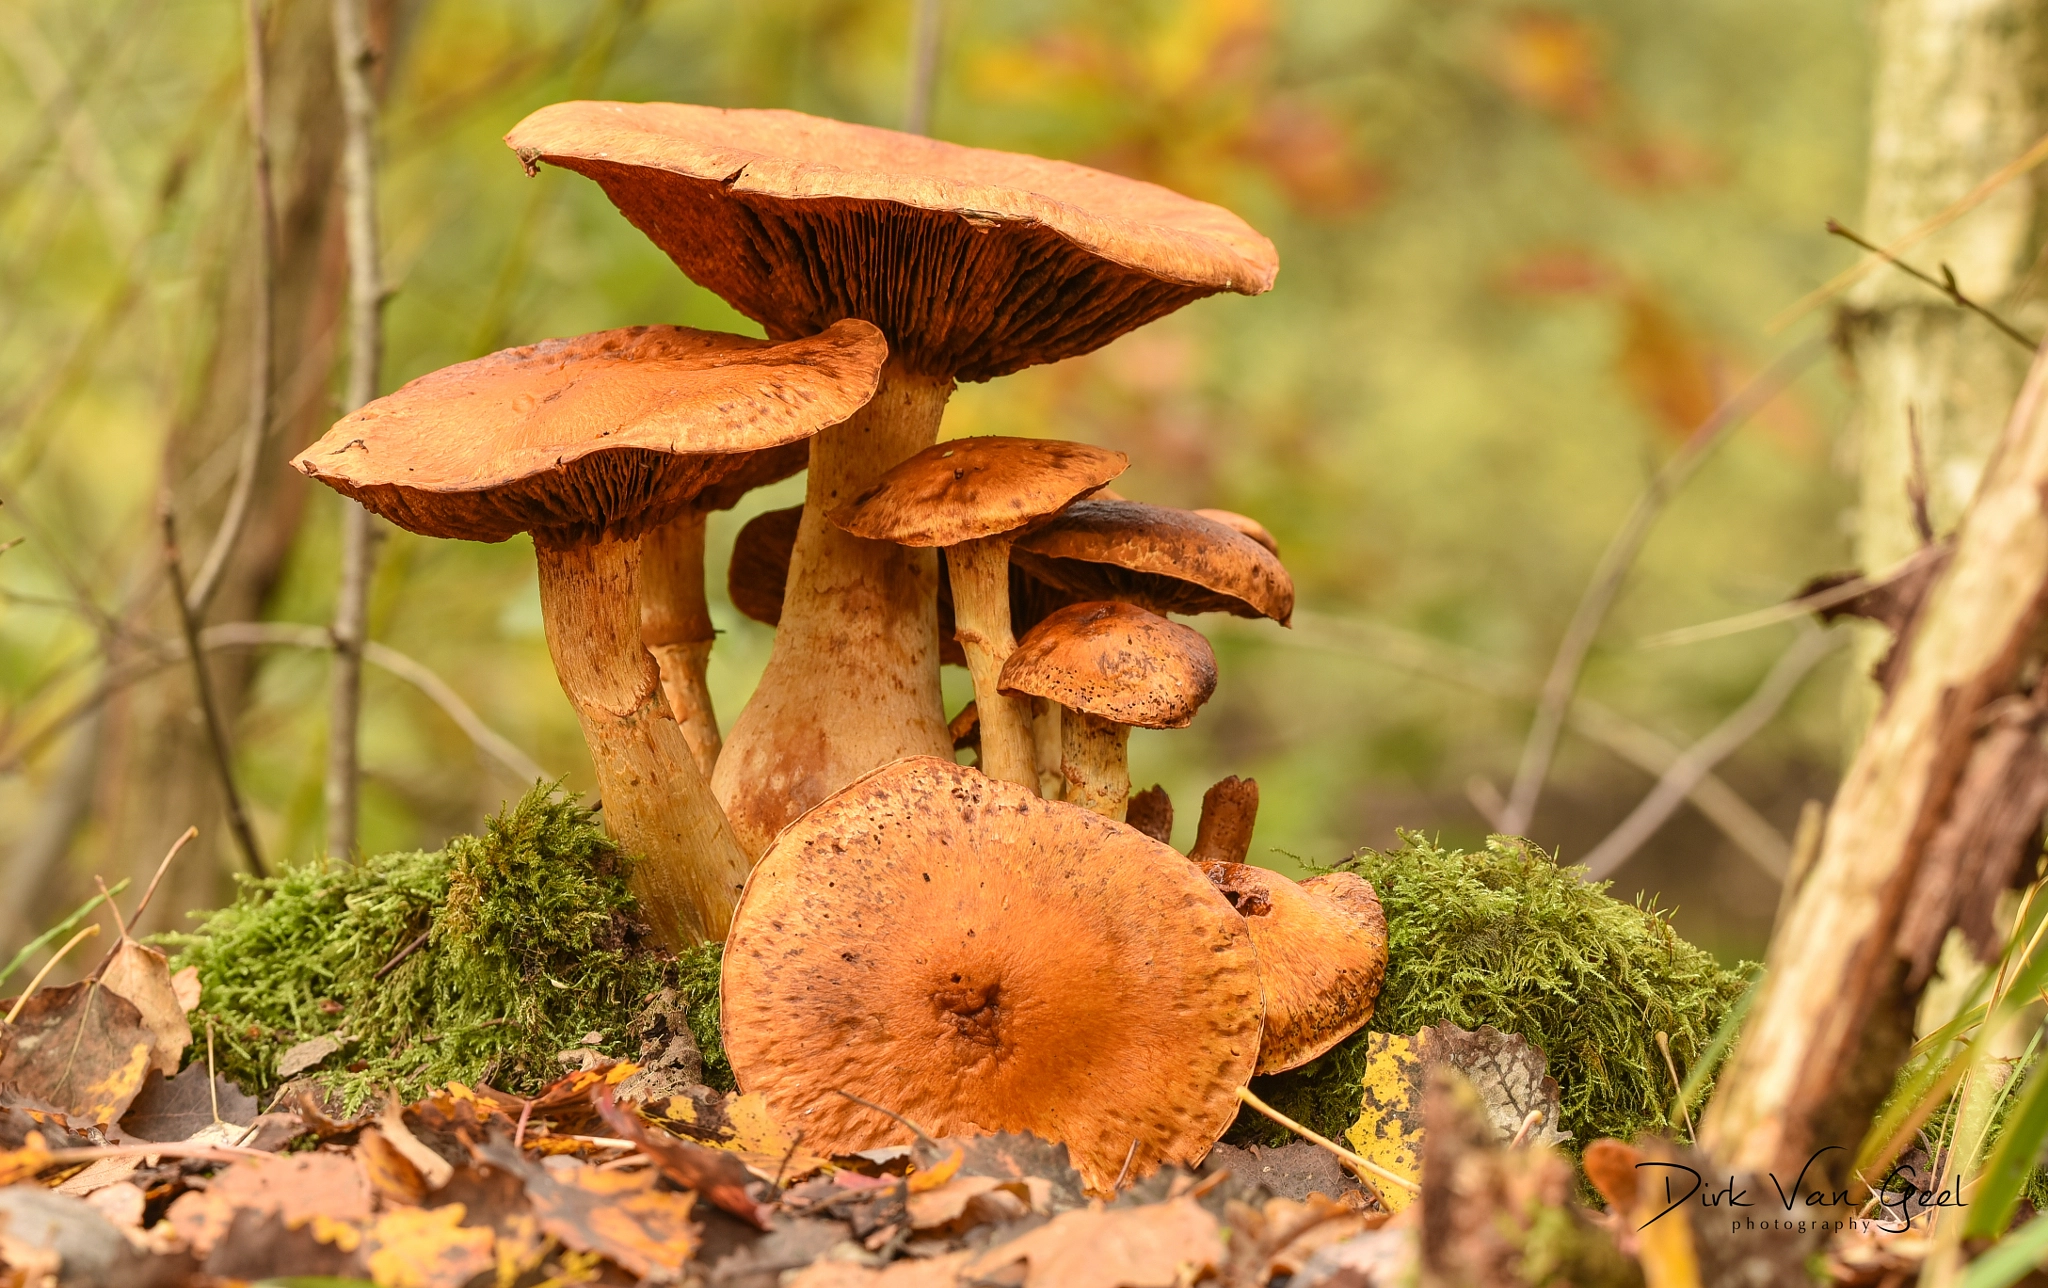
[1011,499,1294,625]
[720,756,1262,1193]
[291,319,885,544]
[998,601,1216,729]
[828,437,1127,546]
[503,103,1278,381]
[1198,864,1388,1074]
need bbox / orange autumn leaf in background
[1615,290,1721,437]
[1490,10,1606,121]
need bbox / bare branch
[903,0,943,135]
[1825,219,2037,352]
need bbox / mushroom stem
[713,361,955,855]
[1060,708,1131,820]
[534,531,752,944]
[639,508,722,774]
[945,536,1038,791]
[1031,698,1064,800]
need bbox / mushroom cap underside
[829,436,1127,546]
[1012,498,1295,624]
[719,755,1262,1194]
[504,102,1278,381]
[998,600,1217,729]
[1199,864,1389,1074]
[292,319,884,543]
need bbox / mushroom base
[947,536,1037,791]
[535,531,752,944]
[713,361,954,855]
[1061,708,1131,820]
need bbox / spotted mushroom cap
[828,437,1127,546]
[720,756,1262,1194]
[1011,499,1294,625]
[1198,864,1388,1074]
[998,600,1216,729]
[291,319,885,543]
[503,103,1278,381]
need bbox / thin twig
[903,0,943,134]
[1579,627,1840,880]
[1508,1110,1545,1148]
[130,826,199,926]
[372,928,431,982]
[326,0,388,860]
[1656,1032,1695,1141]
[92,876,128,942]
[207,1018,221,1125]
[832,1089,939,1151]
[1638,541,1949,650]
[1497,337,1827,837]
[0,880,127,990]
[1826,220,2038,352]
[1233,1086,1413,1199]
[185,0,277,613]
[158,500,265,876]
[1112,1138,1140,1192]
[5,925,99,1023]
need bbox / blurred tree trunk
[88,0,356,939]
[1839,0,2048,725]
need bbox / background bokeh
[0,0,1876,970]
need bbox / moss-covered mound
[166,784,728,1107]
[1232,832,1752,1151]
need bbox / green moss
[1234,832,1752,1152]
[163,784,675,1109]
[675,939,732,1092]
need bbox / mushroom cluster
[294,101,1389,1190]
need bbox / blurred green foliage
[0,0,1872,964]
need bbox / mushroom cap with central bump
[503,103,1278,380]
[291,319,886,543]
[719,756,1262,1193]
[828,437,1127,547]
[1198,864,1389,1074]
[1012,499,1294,624]
[998,601,1217,729]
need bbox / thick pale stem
[946,536,1037,791]
[640,509,721,774]
[1031,697,1064,800]
[1060,708,1130,820]
[713,361,954,855]
[535,533,752,945]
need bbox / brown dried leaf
[641,1086,830,1177]
[97,939,192,1076]
[361,1203,496,1288]
[165,1150,372,1257]
[479,1136,699,1280]
[0,1130,54,1184]
[963,1194,1224,1287]
[903,1173,1034,1232]
[118,1063,257,1142]
[169,966,201,1015]
[0,981,156,1125]
[595,1087,773,1230]
[358,1126,431,1206]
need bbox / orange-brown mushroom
[719,756,1262,1194]
[998,601,1216,820]
[830,437,1126,790]
[291,320,886,944]
[1012,499,1294,625]
[1193,507,1279,556]
[505,102,1278,857]
[1196,864,1388,1074]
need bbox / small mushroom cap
[292,319,885,543]
[1198,865,1388,1074]
[504,103,1277,380]
[720,756,1262,1193]
[1012,499,1294,624]
[829,437,1127,546]
[998,601,1216,729]
[1193,507,1279,556]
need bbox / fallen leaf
[643,1086,830,1178]
[378,1097,453,1190]
[0,981,156,1125]
[169,966,201,1015]
[787,1250,975,1287]
[358,1126,431,1206]
[904,1173,1033,1232]
[54,1153,143,1196]
[905,1146,962,1192]
[165,1149,372,1257]
[936,1132,1087,1213]
[594,1087,773,1230]
[0,1131,54,1184]
[81,1179,147,1232]
[118,1063,257,1142]
[478,1136,699,1280]
[0,1184,180,1287]
[278,1033,345,1079]
[98,939,193,1076]
[361,1202,496,1288]
[964,1194,1223,1288]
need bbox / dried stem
[902,0,943,135]
[326,0,387,859]
[158,501,265,876]
[1826,219,2038,352]
[1496,337,1825,838]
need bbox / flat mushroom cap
[1012,499,1294,625]
[504,103,1278,381]
[829,437,1127,546]
[1198,865,1388,1074]
[1193,507,1279,556]
[998,601,1216,729]
[720,756,1262,1193]
[291,319,885,543]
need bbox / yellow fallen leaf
[906,1147,963,1192]
[1345,1032,1424,1213]
[363,1203,495,1288]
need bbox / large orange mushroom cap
[720,756,1263,1194]
[503,103,1278,380]
[1012,499,1294,625]
[1198,864,1389,1074]
[291,319,886,543]
[998,600,1217,730]
[829,437,1127,547]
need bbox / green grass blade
[1961,1212,2048,1288]
[0,878,130,989]
[1671,965,1761,1129]
[1966,1047,2048,1239]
